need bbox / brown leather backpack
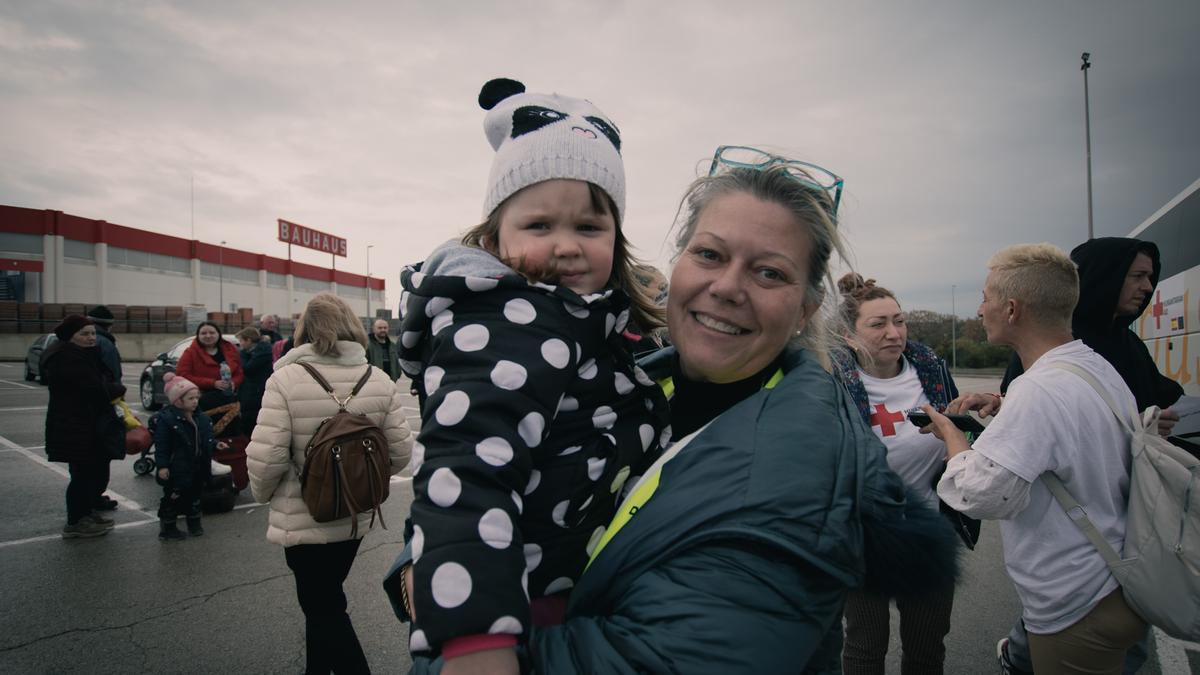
[297,362,391,537]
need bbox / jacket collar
[274,341,367,371]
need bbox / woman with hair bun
[832,272,975,675]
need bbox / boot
[159,520,186,541]
[186,516,204,537]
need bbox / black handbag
[95,407,126,460]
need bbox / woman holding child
[399,139,960,674]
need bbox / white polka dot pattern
[401,331,421,348]
[557,395,579,412]
[490,360,527,390]
[431,310,454,336]
[558,445,581,456]
[428,468,462,507]
[411,525,425,562]
[615,309,630,334]
[586,526,606,556]
[503,298,537,324]
[587,457,606,480]
[524,469,541,495]
[410,441,425,473]
[425,295,453,317]
[578,358,598,380]
[475,436,513,467]
[551,500,569,527]
[431,562,472,608]
[466,277,500,292]
[604,313,616,336]
[564,302,589,319]
[613,372,634,395]
[638,424,655,451]
[511,491,523,514]
[518,412,544,447]
[541,339,570,368]
[524,543,542,571]
[592,406,616,429]
[478,508,513,549]
[544,577,574,595]
[610,466,631,494]
[423,366,445,396]
[410,629,429,652]
[489,616,523,635]
[435,391,470,426]
[453,324,490,352]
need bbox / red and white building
[0,205,385,317]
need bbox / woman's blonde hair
[294,293,368,356]
[462,181,665,333]
[671,165,849,367]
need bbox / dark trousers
[66,460,110,524]
[843,584,956,675]
[284,538,369,675]
[158,481,204,521]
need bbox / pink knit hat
[163,372,199,406]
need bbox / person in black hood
[999,237,1182,431]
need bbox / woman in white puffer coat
[247,293,412,675]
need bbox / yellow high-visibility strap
[584,367,785,568]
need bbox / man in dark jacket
[994,237,1182,674]
[236,327,272,437]
[258,313,284,345]
[86,305,122,383]
[366,319,398,380]
[85,305,124,513]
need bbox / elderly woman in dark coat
[42,315,127,539]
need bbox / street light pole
[951,284,957,372]
[365,244,374,319]
[219,240,226,313]
[1082,52,1094,240]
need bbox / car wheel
[140,377,161,411]
[24,365,35,381]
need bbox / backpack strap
[298,362,373,411]
[1039,471,1123,567]
[1047,362,1140,433]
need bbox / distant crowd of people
[39,76,1188,675]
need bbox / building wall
[0,205,387,317]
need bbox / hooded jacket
[397,241,670,655]
[1000,237,1184,410]
[245,341,413,546]
[406,347,960,674]
[152,405,217,490]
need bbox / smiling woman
[514,152,962,674]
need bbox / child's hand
[157,468,170,480]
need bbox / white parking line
[0,433,147,512]
[0,378,38,389]
[0,518,157,550]
[0,406,48,412]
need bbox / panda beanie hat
[479,78,625,223]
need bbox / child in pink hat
[154,373,226,540]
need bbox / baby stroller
[136,398,250,514]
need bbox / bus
[1129,177,1200,397]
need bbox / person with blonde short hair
[247,292,412,673]
[926,243,1146,675]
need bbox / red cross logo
[869,403,906,437]
[1151,291,1164,329]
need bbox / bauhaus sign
[278,219,347,257]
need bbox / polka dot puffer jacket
[398,243,670,654]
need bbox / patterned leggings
[842,584,956,675]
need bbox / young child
[392,78,671,666]
[154,373,225,541]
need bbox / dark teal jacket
[406,347,959,674]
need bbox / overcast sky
[2,1,1197,316]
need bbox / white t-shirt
[859,359,945,510]
[971,340,1134,634]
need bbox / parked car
[139,335,238,410]
[24,333,58,383]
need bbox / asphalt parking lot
[0,361,1191,674]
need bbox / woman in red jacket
[176,321,244,418]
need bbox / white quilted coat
[246,341,413,546]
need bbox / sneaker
[93,495,119,511]
[997,638,1033,675]
[63,519,111,539]
[88,512,115,528]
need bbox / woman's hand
[157,468,170,480]
[443,648,519,675]
[917,405,972,461]
[214,380,231,392]
[946,392,1001,418]
[216,441,229,451]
